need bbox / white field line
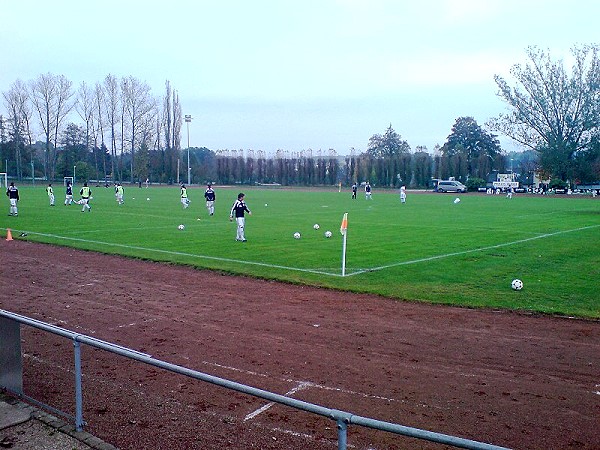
[24,224,599,278]
[344,224,600,277]
[27,231,343,276]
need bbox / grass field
[4,183,600,318]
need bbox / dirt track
[1,239,599,449]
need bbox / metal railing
[0,309,510,450]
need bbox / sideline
[5,224,599,278]
[346,224,600,276]
[12,231,344,277]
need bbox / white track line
[244,382,312,422]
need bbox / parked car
[436,180,467,193]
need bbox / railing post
[0,316,23,394]
[73,339,84,432]
[337,417,348,450]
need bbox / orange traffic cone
[6,228,13,241]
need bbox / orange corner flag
[340,212,348,235]
[6,228,13,241]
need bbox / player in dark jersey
[65,182,74,205]
[229,192,252,242]
[204,184,216,216]
[6,182,19,216]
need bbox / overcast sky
[1,0,598,155]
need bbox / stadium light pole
[185,115,192,185]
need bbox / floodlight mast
[185,115,192,185]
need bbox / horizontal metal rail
[0,309,510,450]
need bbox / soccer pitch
[4,184,600,318]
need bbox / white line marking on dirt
[244,382,312,422]
[204,360,400,403]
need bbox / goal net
[64,177,74,186]
[0,173,7,189]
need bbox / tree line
[1,74,182,184]
[2,44,599,188]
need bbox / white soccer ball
[265,203,268,207]
[178,224,185,230]
[293,232,301,239]
[454,198,461,204]
[511,279,523,290]
[324,231,332,238]
[147,197,150,201]
[313,223,320,230]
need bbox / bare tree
[161,81,182,182]
[172,89,182,156]
[29,73,75,179]
[163,81,174,181]
[121,76,156,183]
[3,79,34,179]
[75,82,94,152]
[76,81,99,179]
[103,74,120,180]
[93,82,108,181]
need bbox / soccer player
[400,185,407,204]
[204,184,216,216]
[351,183,357,199]
[180,184,190,209]
[46,183,55,206]
[6,182,19,216]
[115,182,124,205]
[365,181,372,200]
[65,182,73,205]
[229,192,252,242]
[79,182,92,212]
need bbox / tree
[488,44,600,180]
[75,82,96,178]
[162,81,182,183]
[2,79,34,179]
[572,136,600,183]
[57,123,86,177]
[441,116,502,178]
[366,124,410,158]
[29,73,75,179]
[103,74,120,179]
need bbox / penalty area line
[346,224,600,277]
[27,232,344,277]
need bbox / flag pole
[340,212,348,276]
[341,230,347,276]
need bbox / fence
[0,309,510,450]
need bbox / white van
[436,180,467,193]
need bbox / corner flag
[340,212,348,276]
[340,212,348,235]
